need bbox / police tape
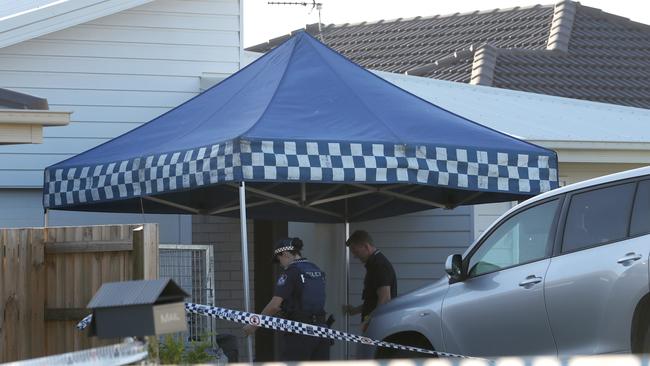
[2,339,147,366]
[76,302,479,360]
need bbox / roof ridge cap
[470,43,498,86]
[322,3,554,29]
[547,0,577,52]
[470,45,569,86]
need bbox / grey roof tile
[249,1,650,108]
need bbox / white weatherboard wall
[0,188,192,242]
[0,0,241,229]
[349,206,473,296]
[0,0,241,187]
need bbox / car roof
[522,165,650,208]
[466,165,650,255]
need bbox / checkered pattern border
[45,139,558,208]
[76,303,480,359]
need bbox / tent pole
[239,182,253,363]
[344,221,350,359]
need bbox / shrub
[158,334,215,364]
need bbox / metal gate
[159,244,215,345]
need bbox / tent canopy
[43,32,558,222]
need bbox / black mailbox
[87,278,189,338]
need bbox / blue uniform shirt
[274,258,326,319]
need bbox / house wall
[558,162,646,186]
[192,215,254,360]
[0,0,241,187]
[290,207,473,360]
[344,206,472,358]
[472,201,517,240]
[349,206,473,296]
[0,189,191,243]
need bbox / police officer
[243,237,330,361]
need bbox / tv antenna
[267,1,325,41]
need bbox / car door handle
[518,275,543,287]
[617,252,642,264]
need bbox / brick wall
[192,215,254,361]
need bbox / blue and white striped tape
[77,313,93,331]
[77,302,480,360]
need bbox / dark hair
[346,230,373,247]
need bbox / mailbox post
[87,278,189,338]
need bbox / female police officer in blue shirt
[243,237,330,361]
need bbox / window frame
[629,179,650,239]
[555,176,643,256]
[462,195,564,279]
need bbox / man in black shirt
[343,230,397,334]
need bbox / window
[631,180,650,236]
[562,183,636,253]
[468,200,559,277]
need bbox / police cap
[272,237,303,263]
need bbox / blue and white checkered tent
[43,31,558,223]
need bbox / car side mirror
[445,254,464,282]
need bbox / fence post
[131,224,159,281]
[132,226,145,280]
[133,224,160,363]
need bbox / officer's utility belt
[289,312,327,325]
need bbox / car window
[468,200,559,277]
[631,180,650,236]
[562,182,636,253]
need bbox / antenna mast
[267,0,325,41]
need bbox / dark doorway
[253,220,288,361]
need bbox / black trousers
[279,332,330,361]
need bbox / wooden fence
[0,224,158,363]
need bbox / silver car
[366,166,650,358]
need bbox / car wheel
[632,296,650,354]
[641,325,650,353]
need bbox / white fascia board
[531,140,650,164]
[0,110,71,126]
[0,0,154,49]
[555,149,650,164]
[530,140,650,151]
